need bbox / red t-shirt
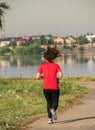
[38,62,61,90]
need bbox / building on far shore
[0,40,10,47]
[53,37,64,44]
[86,35,95,42]
[65,36,76,46]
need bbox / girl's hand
[36,73,44,80]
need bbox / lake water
[0,52,95,78]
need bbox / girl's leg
[51,90,60,111]
[43,90,52,118]
[49,90,60,120]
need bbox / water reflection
[61,52,95,76]
[0,52,95,77]
[0,55,41,77]
[0,55,41,67]
[63,52,95,64]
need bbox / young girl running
[36,46,63,124]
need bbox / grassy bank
[0,77,92,130]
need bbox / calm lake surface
[0,52,95,78]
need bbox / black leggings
[43,89,60,118]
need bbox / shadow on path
[54,116,95,124]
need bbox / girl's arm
[36,72,44,80]
[57,71,63,80]
[57,71,63,84]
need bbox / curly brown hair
[43,46,61,62]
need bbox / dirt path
[26,82,95,130]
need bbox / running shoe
[50,108,57,120]
[48,118,53,124]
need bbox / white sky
[0,0,95,38]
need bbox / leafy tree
[0,47,11,55]
[77,35,89,45]
[15,47,27,55]
[40,35,47,45]
[0,2,10,29]
[15,42,41,55]
[48,38,54,45]
[92,38,95,43]
[47,34,54,45]
[10,41,17,49]
[27,42,41,54]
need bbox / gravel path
[26,82,95,130]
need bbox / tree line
[0,2,95,55]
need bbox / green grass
[63,76,95,82]
[0,77,91,130]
